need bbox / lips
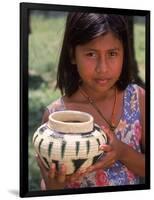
[95,78,111,85]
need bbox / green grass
[28,13,145,191]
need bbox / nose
[95,57,108,73]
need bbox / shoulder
[134,84,145,118]
[132,84,145,104]
[128,84,145,150]
[135,84,145,115]
[47,97,65,113]
[126,84,145,99]
[124,84,145,117]
[132,84,145,95]
[42,97,65,124]
[132,84,145,151]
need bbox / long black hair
[56,12,133,96]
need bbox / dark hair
[56,12,133,96]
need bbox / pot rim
[48,110,94,133]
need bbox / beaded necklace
[79,87,117,131]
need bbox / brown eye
[109,51,118,57]
[86,52,97,58]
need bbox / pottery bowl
[33,110,107,175]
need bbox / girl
[36,12,145,190]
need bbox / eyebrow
[108,48,120,51]
[83,47,120,52]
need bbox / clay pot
[33,110,107,175]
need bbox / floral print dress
[47,84,143,187]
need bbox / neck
[79,85,118,131]
[80,85,116,102]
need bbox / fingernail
[61,164,66,173]
[50,163,56,170]
[99,144,105,150]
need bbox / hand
[36,154,85,190]
[86,128,124,173]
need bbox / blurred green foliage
[134,23,145,81]
[28,13,66,191]
[28,13,145,191]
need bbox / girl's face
[73,32,124,94]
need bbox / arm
[120,86,145,176]
[87,131,145,177]
[119,142,145,176]
[87,87,145,177]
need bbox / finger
[77,168,87,175]
[48,163,56,179]
[86,161,104,173]
[105,129,114,140]
[99,144,112,152]
[57,164,67,183]
[68,174,78,183]
[99,154,116,169]
[40,179,46,190]
[86,153,114,173]
[76,169,88,180]
[101,126,109,133]
[103,159,116,170]
[100,126,113,141]
[67,169,84,183]
[36,154,48,178]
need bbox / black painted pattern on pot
[49,131,64,139]
[72,158,87,173]
[92,154,102,165]
[43,157,50,169]
[52,160,60,171]
[75,141,80,156]
[102,134,107,143]
[61,140,66,159]
[48,142,53,157]
[96,138,101,146]
[33,134,38,144]
[86,140,90,155]
[39,126,47,134]
[81,133,94,138]
[38,139,44,153]
[94,125,101,131]
[96,138,101,151]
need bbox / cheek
[77,65,93,79]
[112,56,123,74]
[76,59,96,76]
[114,63,123,77]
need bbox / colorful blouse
[47,84,144,187]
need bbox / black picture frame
[20,2,150,198]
